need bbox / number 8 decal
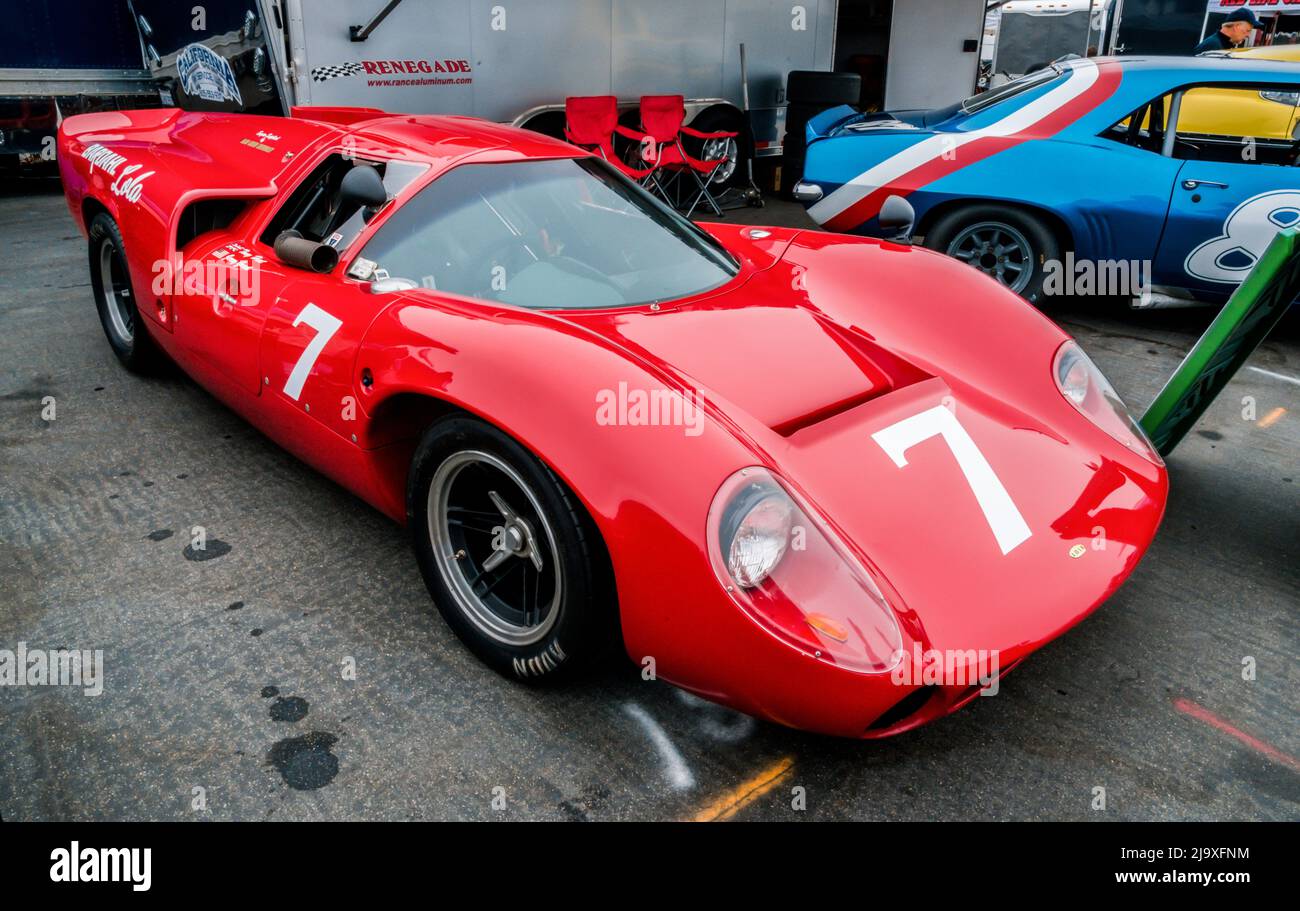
[284,303,342,401]
[872,405,1031,555]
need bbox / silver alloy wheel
[947,221,1034,294]
[702,136,738,184]
[98,239,135,344]
[428,450,563,647]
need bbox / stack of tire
[781,70,862,198]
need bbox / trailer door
[886,0,987,111]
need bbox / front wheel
[924,205,1061,305]
[408,416,619,682]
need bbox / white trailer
[990,0,1114,80]
[253,0,840,180]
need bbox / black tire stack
[782,70,862,197]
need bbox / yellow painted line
[1258,407,1286,429]
[690,757,794,822]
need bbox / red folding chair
[637,95,737,217]
[563,95,654,181]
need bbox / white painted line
[623,702,695,791]
[1248,366,1300,388]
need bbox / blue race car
[796,56,1300,306]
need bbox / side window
[1173,85,1300,166]
[1102,93,1168,154]
[1103,85,1300,166]
[259,153,426,250]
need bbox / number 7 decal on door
[872,405,1032,555]
[283,303,343,401]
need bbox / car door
[171,221,297,398]
[253,151,429,442]
[1154,83,1300,297]
[257,275,384,442]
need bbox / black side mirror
[340,164,388,210]
[879,195,915,245]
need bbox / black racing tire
[87,212,162,372]
[786,70,862,107]
[407,415,619,683]
[924,204,1062,305]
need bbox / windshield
[962,65,1063,114]
[358,157,739,309]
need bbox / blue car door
[1155,160,1300,297]
[1153,83,1300,299]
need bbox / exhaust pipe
[274,230,339,273]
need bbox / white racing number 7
[871,405,1031,555]
[283,303,343,401]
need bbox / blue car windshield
[961,65,1064,115]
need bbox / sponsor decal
[808,60,1122,231]
[240,130,281,153]
[311,58,473,86]
[81,143,154,204]
[1185,189,1300,283]
[177,42,243,104]
[152,246,263,305]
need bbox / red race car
[57,107,1168,738]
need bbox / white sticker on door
[1185,190,1300,284]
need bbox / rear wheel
[87,213,161,372]
[408,416,618,682]
[924,204,1061,305]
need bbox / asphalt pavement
[1,182,1295,821]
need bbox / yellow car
[1183,43,1300,140]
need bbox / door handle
[1183,179,1229,191]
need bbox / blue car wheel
[925,204,1061,305]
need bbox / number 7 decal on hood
[872,405,1032,555]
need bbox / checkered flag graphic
[311,62,365,83]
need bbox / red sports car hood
[562,230,1167,659]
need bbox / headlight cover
[1260,89,1300,107]
[707,467,903,673]
[1054,341,1162,465]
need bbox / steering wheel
[547,255,624,295]
[478,234,539,292]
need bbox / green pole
[1140,227,1300,457]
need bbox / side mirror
[274,230,339,273]
[369,277,419,294]
[879,195,915,245]
[340,164,388,210]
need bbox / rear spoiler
[291,105,388,126]
[805,104,859,145]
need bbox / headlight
[722,486,793,587]
[1054,341,1162,465]
[1260,89,1300,107]
[707,467,903,673]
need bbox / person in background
[1194,8,1263,54]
